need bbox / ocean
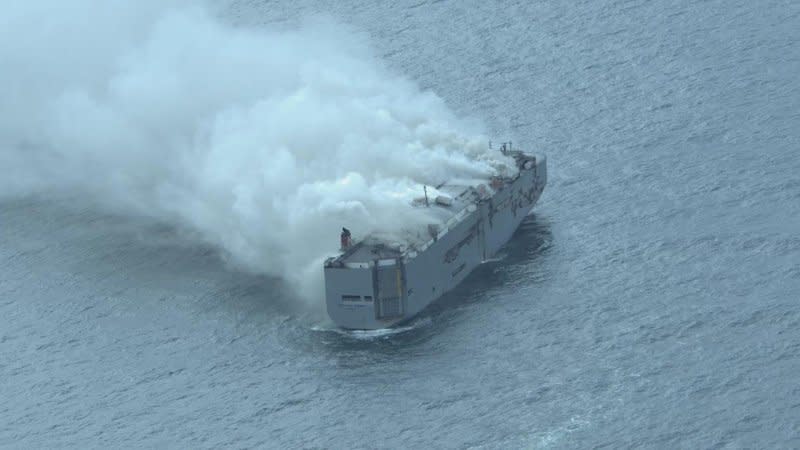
[2,0,799,447]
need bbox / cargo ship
[324,145,547,329]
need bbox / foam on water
[311,316,433,340]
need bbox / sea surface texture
[2,0,799,448]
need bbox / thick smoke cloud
[1,0,512,303]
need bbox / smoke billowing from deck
[0,0,512,304]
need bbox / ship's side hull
[325,157,546,329]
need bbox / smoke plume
[0,0,512,303]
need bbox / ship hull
[324,156,546,329]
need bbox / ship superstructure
[324,146,547,329]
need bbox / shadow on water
[1,194,307,324]
[6,195,554,357]
[114,224,315,325]
[306,214,554,356]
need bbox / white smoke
[0,0,512,303]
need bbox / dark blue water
[2,0,799,447]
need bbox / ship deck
[326,150,535,267]
[333,180,490,265]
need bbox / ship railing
[343,261,371,269]
[403,203,478,261]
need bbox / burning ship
[324,144,547,329]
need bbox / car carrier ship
[324,144,547,329]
